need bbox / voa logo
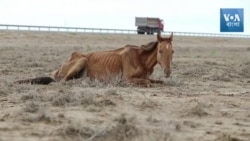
[220,8,244,32]
[223,14,240,22]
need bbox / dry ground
[0,30,250,141]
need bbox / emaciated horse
[15,32,174,86]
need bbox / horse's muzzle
[164,69,171,78]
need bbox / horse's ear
[169,32,173,40]
[157,32,162,42]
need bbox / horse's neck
[142,47,158,70]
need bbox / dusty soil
[0,30,250,141]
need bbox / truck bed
[135,17,160,28]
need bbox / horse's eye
[159,50,163,53]
[172,50,174,54]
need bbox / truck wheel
[137,31,144,34]
[147,32,153,35]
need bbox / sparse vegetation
[184,102,209,117]
[215,133,242,141]
[204,61,218,65]
[0,90,7,96]
[26,62,43,67]
[21,108,58,124]
[56,114,138,141]
[57,122,94,139]
[246,47,250,51]
[104,89,119,96]
[23,101,40,113]
[21,92,53,102]
[86,44,92,52]
[146,115,160,124]
[1,31,250,141]
[139,99,159,110]
[210,72,231,82]
[182,66,207,77]
[239,65,250,78]
[164,75,183,86]
[1,68,11,75]
[51,92,81,106]
[21,93,36,101]
[69,32,77,36]
[112,114,138,140]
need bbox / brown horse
[15,32,174,86]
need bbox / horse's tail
[14,77,56,85]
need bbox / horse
[15,32,174,86]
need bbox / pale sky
[0,0,249,34]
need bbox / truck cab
[159,19,164,32]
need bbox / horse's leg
[62,57,88,81]
[147,79,164,84]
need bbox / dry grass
[20,89,54,102]
[215,133,243,141]
[182,66,207,77]
[0,90,7,96]
[56,114,138,141]
[57,123,94,140]
[246,47,250,51]
[51,92,87,106]
[108,114,138,141]
[51,90,116,108]
[164,75,183,86]
[146,115,161,124]
[21,108,59,124]
[139,99,159,110]
[210,72,231,82]
[23,101,40,113]
[204,61,219,66]
[183,102,210,117]
[239,64,250,78]
[1,31,250,141]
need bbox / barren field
[0,31,250,141]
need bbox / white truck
[135,17,164,34]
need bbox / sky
[0,0,249,34]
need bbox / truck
[135,17,164,35]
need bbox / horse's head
[157,32,174,77]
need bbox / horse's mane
[125,41,158,52]
[141,36,172,52]
[125,36,172,53]
[141,41,158,51]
